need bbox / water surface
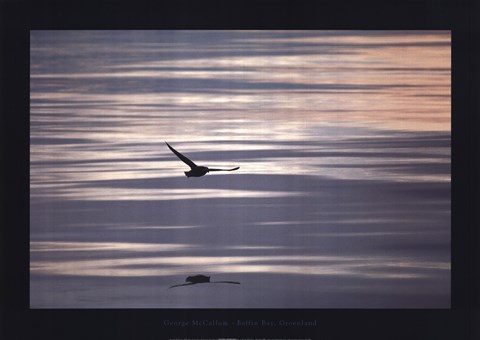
[30,30,451,308]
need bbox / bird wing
[208,167,240,172]
[168,282,197,289]
[165,142,197,168]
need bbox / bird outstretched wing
[168,280,240,289]
[211,280,241,284]
[165,142,197,168]
[208,167,240,172]
[168,282,196,289]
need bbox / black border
[1,0,478,339]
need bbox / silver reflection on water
[30,30,450,308]
[31,242,450,280]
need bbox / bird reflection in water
[168,274,241,289]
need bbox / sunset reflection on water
[30,31,450,308]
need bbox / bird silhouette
[168,275,240,289]
[165,141,239,177]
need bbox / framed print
[1,1,478,339]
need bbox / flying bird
[165,141,239,177]
[168,275,240,289]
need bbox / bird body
[186,274,210,283]
[185,166,210,178]
[165,141,239,177]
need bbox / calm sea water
[30,30,451,308]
